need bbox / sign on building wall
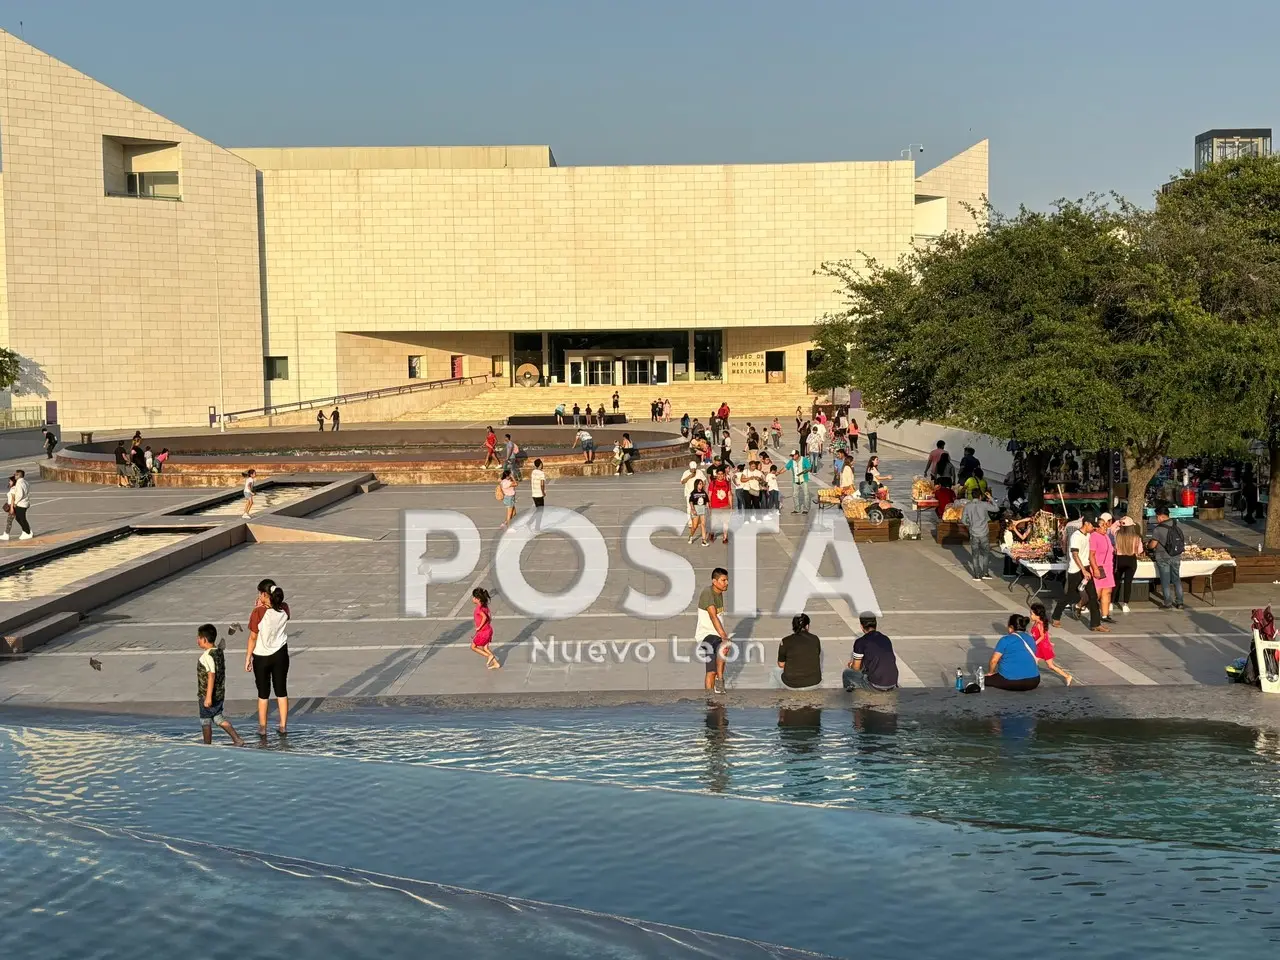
[728,352,766,379]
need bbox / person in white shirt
[765,465,781,510]
[737,461,763,517]
[530,458,548,531]
[245,584,291,736]
[241,469,256,519]
[1051,514,1102,630]
[9,470,32,540]
[573,428,595,464]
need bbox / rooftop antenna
[900,144,924,159]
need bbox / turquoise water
[2,706,1279,958]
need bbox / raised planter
[848,517,901,542]
[1232,553,1280,584]
[40,427,688,486]
[936,520,1000,546]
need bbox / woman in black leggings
[1112,517,1142,614]
[245,585,291,735]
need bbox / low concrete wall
[0,427,51,461]
[0,524,248,641]
[231,379,495,428]
[42,428,688,486]
[855,409,1014,478]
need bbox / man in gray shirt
[1147,504,1184,609]
[961,488,1000,580]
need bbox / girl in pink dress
[471,588,500,670]
[1030,601,1073,685]
[1089,516,1117,623]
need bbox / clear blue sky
[8,0,1278,210]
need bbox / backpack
[1164,520,1185,557]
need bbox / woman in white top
[241,469,256,520]
[245,585,291,735]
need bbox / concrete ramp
[246,516,375,543]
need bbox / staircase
[401,383,816,423]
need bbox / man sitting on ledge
[843,614,899,692]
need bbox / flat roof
[1195,128,1272,143]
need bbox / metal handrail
[223,374,494,422]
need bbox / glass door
[588,359,613,386]
[569,360,584,386]
[624,358,650,385]
[653,358,669,385]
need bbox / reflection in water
[778,707,825,802]
[3,712,1280,960]
[0,532,188,602]
[193,485,314,516]
[702,704,729,794]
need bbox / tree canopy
[0,348,19,392]
[1153,156,1280,546]
[820,198,1256,520]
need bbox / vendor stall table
[1007,555,1236,605]
[912,497,938,528]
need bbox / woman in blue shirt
[985,614,1041,691]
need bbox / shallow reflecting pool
[192,485,315,516]
[0,533,188,602]
[1,707,1278,959]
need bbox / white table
[1008,556,1236,604]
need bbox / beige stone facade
[0,31,263,430]
[0,32,987,428]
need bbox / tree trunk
[1123,448,1159,534]
[1265,436,1280,552]
[1026,451,1049,512]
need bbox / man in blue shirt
[842,614,899,692]
[985,614,1041,691]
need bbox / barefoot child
[471,588,500,670]
[1030,601,1074,686]
[197,624,244,745]
[241,469,256,519]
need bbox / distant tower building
[1194,128,1271,171]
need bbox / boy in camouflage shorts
[197,624,244,746]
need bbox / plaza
[0,423,1273,718]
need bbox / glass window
[694,331,722,381]
[408,356,423,379]
[264,356,289,381]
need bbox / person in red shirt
[934,479,956,518]
[482,426,499,469]
[717,402,730,431]
[708,467,733,544]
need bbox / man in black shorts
[696,567,731,694]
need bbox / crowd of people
[553,392,626,427]
[113,431,170,488]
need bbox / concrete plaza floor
[0,433,1277,713]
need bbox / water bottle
[975,666,985,692]
[955,668,964,692]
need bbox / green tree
[0,348,19,391]
[819,198,1254,522]
[804,314,857,398]
[1153,156,1280,547]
